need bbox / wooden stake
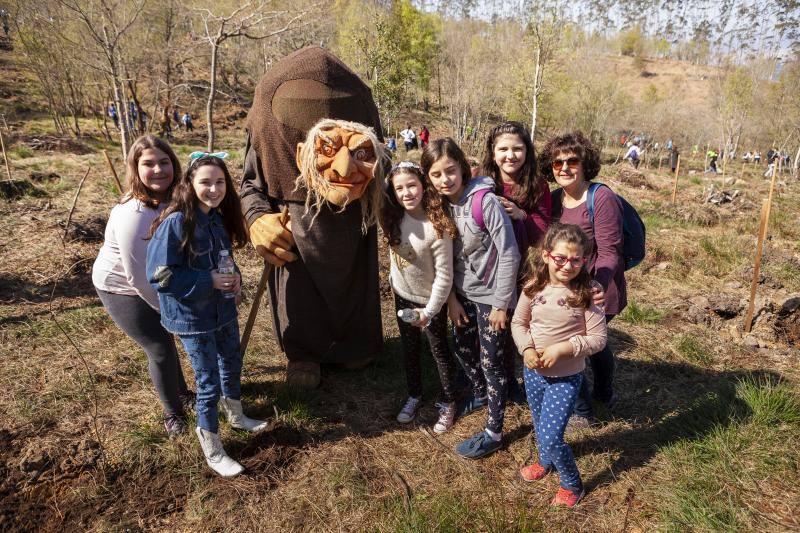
[102,149,124,193]
[744,164,779,332]
[62,168,91,243]
[657,154,662,171]
[0,129,12,182]
[671,155,681,203]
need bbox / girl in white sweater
[380,161,459,434]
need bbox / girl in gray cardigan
[421,139,520,459]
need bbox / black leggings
[96,288,190,416]
[394,293,457,403]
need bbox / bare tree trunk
[206,41,219,152]
[530,42,541,136]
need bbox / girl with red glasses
[511,223,607,507]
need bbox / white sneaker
[433,402,456,434]
[195,427,244,477]
[219,397,269,432]
[396,396,421,423]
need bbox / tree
[525,13,561,138]
[194,1,306,151]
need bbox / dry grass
[2,62,800,533]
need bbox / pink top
[511,284,607,377]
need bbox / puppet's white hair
[294,118,388,232]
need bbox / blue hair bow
[188,151,229,164]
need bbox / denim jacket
[146,207,238,335]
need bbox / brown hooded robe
[240,46,383,364]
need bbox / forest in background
[4,0,800,168]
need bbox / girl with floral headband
[147,152,268,477]
[380,161,461,434]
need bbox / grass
[675,334,713,365]
[9,145,35,159]
[618,300,664,324]
[698,234,749,277]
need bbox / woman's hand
[590,281,605,307]
[523,347,541,369]
[538,342,574,368]
[499,197,524,221]
[411,309,430,328]
[212,271,238,292]
[488,308,507,331]
[447,293,469,327]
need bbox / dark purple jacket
[552,185,627,316]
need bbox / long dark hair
[522,223,593,309]
[124,134,181,208]
[420,138,471,205]
[150,155,248,260]
[380,163,457,247]
[480,121,542,211]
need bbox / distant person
[128,101,138,132]
[400,125,416,151]
[665,138,673,151]
[707,149,718,173]
[0,8,9,37]
[387,136,397,153]
[624,143,642,168]
[172,109,181,131]
[468,157,480,178]
[764,150,779,177]
[159,108,173,140]
[182,112,194,132]
[419,125,430,148]
[754,151,761,163]
[742,151,752,162]
[108,102,118,128]
[670,146,680,173]
[92,135,193,439]
[139,111,148,132]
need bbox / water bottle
[217,250,236,299]
[397,308,420,323]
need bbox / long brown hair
[124,135,181,208]
[380,163,457,247]
[150,155,248,260]
[420,138,471,206]
[480,121,543,211]
[522,223,593,309]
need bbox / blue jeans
[178,321,242,433]
[524,369,583,492]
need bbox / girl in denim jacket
[147,154,267,477]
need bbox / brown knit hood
[245,45,383,202]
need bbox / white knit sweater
[389,213,453,319]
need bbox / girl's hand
[447,294,469,327]
[488,308,507,331]
[523,348,541,369]
[499,197,524,221]
[229,273,241,295]
[539,342,574,368]
[212,271,238,292]
[410,309,430,328]
[235,292,242,306]
[590,281,605,307]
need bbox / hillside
[1,41,799,532]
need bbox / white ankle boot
[195,427,244,477]
[219,397,269,432]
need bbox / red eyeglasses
[551,157,581,171]
[547,251,586,268]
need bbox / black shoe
[164,413,188,439]
[179,391,196,413]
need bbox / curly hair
[522,223,593,309]
[124,134,181,208]
[538,131,601,183]
[380,164,457,247]
[479,121,543,211]
[149,155,248,261]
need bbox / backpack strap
[471,188,490,231]
[586,182,605,235]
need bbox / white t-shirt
[400,128,416,143]
[92,198,163,310]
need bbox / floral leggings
[452,293,508,434]
[524,369,584,492]
[394,293,457,403]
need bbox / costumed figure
[240,46,388,389]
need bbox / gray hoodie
[450,176,520,310]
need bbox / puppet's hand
[250,212,297,267]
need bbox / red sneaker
[551,487,585,507]
[519,463,551,482]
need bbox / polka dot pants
[524,369,583,492]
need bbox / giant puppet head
[245,46,385,230]
[295,118,387,228]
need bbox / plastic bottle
[397,308,420,323]
[217,250,236,299]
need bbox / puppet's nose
[331,147,355,179]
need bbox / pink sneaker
[519,463,551,482]
[551,487,585,507]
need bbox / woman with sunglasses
[538,131,626,427]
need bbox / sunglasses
[551,157,581,171]
[547,251,586,268]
